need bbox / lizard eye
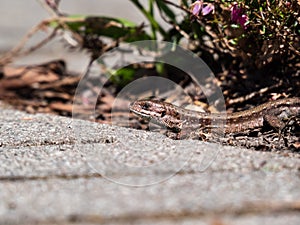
[161,110,166,117]
[141,102,151,110]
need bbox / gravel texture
[0,105,299,224]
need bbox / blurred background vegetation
[1,0,299,106]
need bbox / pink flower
[231,3,249,30]
[191,0,214,16]
[231,3,242,22]
[202,4,215,16]
[238,14,249,29]
[191,0,203,16]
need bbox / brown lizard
[129,98,300,138]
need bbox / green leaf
[110,67,136,87]
[155,62,165,75]
[181,0,189,8]
[155,0,176,22]
[129,0,166,39]
[229,39,237,45]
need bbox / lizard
[129,97,300,139]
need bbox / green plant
[5,1,298,80]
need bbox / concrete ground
[0,102,299,224]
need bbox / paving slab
[0,104,300,224]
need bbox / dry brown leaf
[49,102,73,112]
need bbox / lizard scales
[129,98,300,134]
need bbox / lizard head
[129,99,183,132]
